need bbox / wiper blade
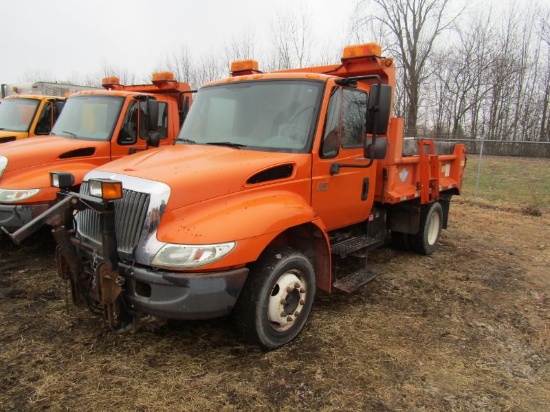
[206,141,246,149]
[177,138,197,144]
[61,130,78,137]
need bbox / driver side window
[118,101,139,145]
[320,87,367,158]
[320,88,341,158]
[35,103,53,135]
[342,89,367,148]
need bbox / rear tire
[409,202,443,255]
[234,247,315,350]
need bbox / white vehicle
[1,81,100,98]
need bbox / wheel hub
[267,271,307,332]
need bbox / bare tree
[195,54,227,86]
[269,1,313,70]
[430,13,497,139]
[156,46,228,89]
[223,31,263,74]
[540,12,550,142]
[21,69,101,88]
[355,0,461,134]
[21,70,58,83]
[159,45,195,85]
[99,61,138,85]
[224,32,257,63]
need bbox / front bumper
[120,262,249,320]
[0,203,50,232]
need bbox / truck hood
[0,136,105,175]
[93,144,309,212]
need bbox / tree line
[355,0,550,143]
[26,0,549,143]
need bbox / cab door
[111,99,170,159]
[311,84,377,231]
[33,99,65,136]
[111,99,149,159]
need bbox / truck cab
[0,95,66,142]
[0,72,191,231]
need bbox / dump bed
[374,118,467,204]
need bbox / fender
[1,160,110,204]
[155,189,322,267]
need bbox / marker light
[152,72,175,82]
[50,172,75,189]
[342,43,382,60]
[88,179,123,200]
[230,59,260,76]
[102,76,120,88]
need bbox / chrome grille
[77,182,151,254]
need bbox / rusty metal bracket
[97,262,122,305]
[95,262,124,331]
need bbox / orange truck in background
[0,72,191,231]
[0,82,102,143]
[4,44,466,350]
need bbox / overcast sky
[0,0,358,85]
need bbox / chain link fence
[430,139,550,159]
[426,138,550,212]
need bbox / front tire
[234,247,316,350]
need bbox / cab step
[330,234,381,258]
[332,267,378,293]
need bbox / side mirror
[365,84,391,135]
[364,137,388,160]
[147,99,159,131]
[147,131,160,148]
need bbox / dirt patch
[1,204,549,411]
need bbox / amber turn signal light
[88,179,123,200]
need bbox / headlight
[50,171,75,189]
[0,156,7,179]
[152,242,236,269]
[0,188,40,202]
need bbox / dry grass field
[1,156,549,411]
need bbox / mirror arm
[330,139,376,175]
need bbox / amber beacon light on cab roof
[4,43,466,350]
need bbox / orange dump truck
[0,73,191,231]
[4,44,466,350]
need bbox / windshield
[176,80,324,152]
[0,98,40,132]
[51,95,124,141]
